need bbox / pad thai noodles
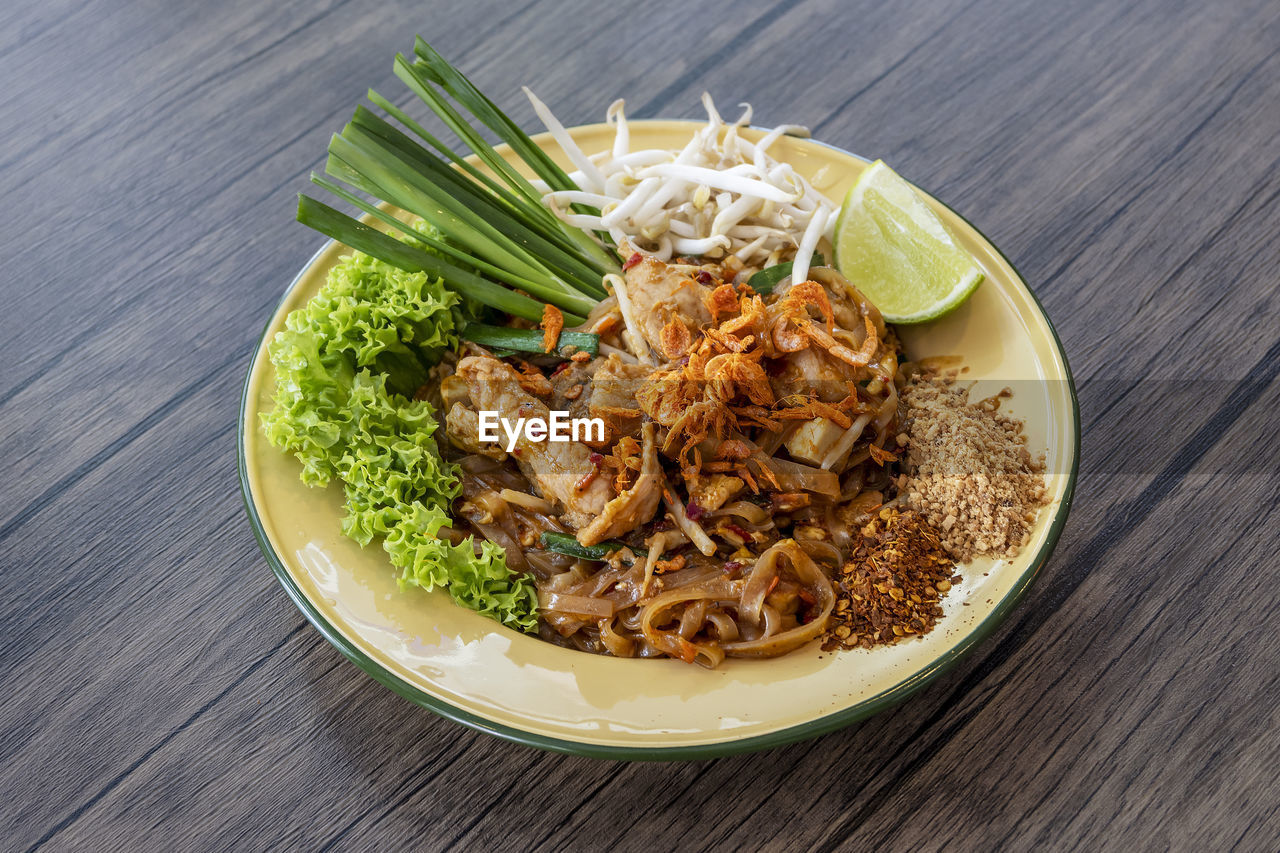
[268,39,1026,668]
[436,250,902,666]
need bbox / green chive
[540,531,647,560]
[462,323,599,357]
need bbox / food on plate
[534,91,835,283]
[262,38,1043,666]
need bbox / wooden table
[4,0,1278,849]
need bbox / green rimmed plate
[239,121,1079,760]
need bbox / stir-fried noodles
[437,251,905,664]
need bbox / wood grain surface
[2,0,1278,849]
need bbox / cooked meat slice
[577,423,663,546]
[456,356,612,530]
[587,354,652,439]
[548,360,595,421]
[445,403,508,460]
[623,255,712,357]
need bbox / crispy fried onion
[602,434,643,491]
[637,348,775,463]
[514,361,552,398]
[705,283,740,320]
[540,304,564,353]
[659,316,694,360]
[772,394,856,429]
[637,273,886,468]
[703,352,773,406]
[771,280,880,368]
[636,351,724,462]
[713,290,768,339]
[868,442,899,465]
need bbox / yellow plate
[239,121,1079,759]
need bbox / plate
[239,121,1079,759]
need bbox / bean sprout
[525,90,840,270]
[603,273,654,365]
[787,206,830,293]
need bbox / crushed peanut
[899,374,1048,562]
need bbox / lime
[832,160,984,324]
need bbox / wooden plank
[0,0,824,524]
[0,365,302,846]
[0,0,540,404]
[1,0,1278,849]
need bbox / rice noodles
[436,111,908,667]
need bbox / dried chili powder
[822,508,959,650]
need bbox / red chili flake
[550,361,573,377]
[623,252,643,270]
[821,509,957,652]
[723,560,743,573]
[588,452,604,466]
[727,522,750,540]
[685,500,704,520]
[574,467,599,491]
[695,270,714,286]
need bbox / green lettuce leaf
[260,235,538,633]
[285,237,459,396]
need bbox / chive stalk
[462,323,599,357]
[297,195,562,323]
[540,531,647,560]
[297,39,621,329]
[747,252,826,294]
[308,174,557,298]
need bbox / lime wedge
[833,160,984,324]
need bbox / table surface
[4,0,1278,849]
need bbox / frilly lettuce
[260,237,538,633]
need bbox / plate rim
[238,121,1081,761]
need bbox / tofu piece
[688,474,744,512]
[784,418,847,465]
